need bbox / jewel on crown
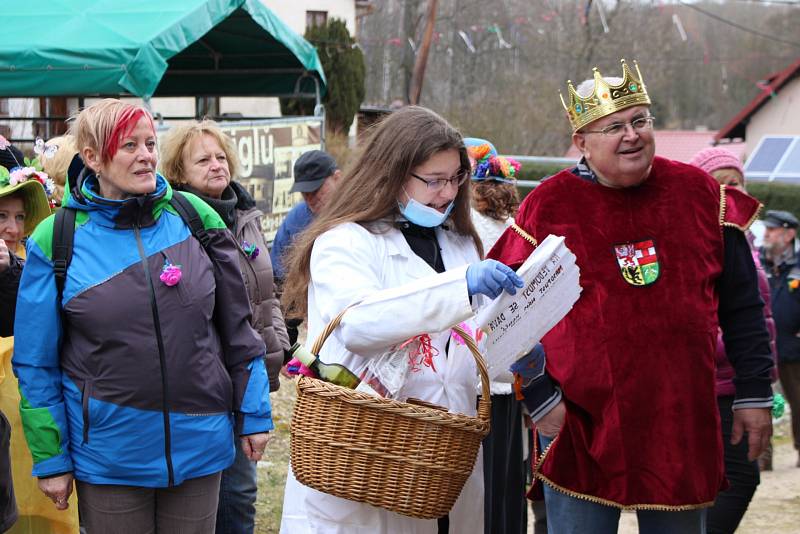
[560,59,651,133]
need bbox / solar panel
[744,136,800,183]
[778,140,800,173]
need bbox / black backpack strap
[169,191,211,250]
[50,194,207,307]
[52,207,77,305]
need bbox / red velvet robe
[488,156,761,509]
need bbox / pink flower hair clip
[160,259,182,286]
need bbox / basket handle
[451,324,492,424]
[309,310,492,425]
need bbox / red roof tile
[714,57,800,142]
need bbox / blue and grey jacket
[12,171,272,487]
[763,246,800,364]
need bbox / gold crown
[560,59,651,132]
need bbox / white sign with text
[476,235,582,380]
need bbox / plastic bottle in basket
[289,342,360,388]
[354,342,413,399]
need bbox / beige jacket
[234,205,290,391]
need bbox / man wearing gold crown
[488,60,774,532]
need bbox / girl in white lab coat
[279,106,522,534]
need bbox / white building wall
[262,0,357,35]
[745,76,800,156]
[73,97,196,125]
[226,1,358,137]
[162,1,357,126]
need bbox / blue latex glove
[466,259,524,298]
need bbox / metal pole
[311,76,325,150]
[292,72,326,150]
[505,155,578,166]
[45,97,51,140]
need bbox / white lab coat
[280,220,485,534]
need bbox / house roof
[564,130,746,163]
[714,57,800,142]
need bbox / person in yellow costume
[0,142,79,534]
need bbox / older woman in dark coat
[160,120,290,534]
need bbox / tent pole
[45,98,51,139]
[313,77,325,150]
[293,73,326,149]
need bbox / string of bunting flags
[345,0,790,96]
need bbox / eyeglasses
[581,116,656,137]
[410,169,470,192]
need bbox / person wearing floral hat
[0,142,52,327]
[0,141,65,533]
[464,138,521,250]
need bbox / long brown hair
[282,106,482,319]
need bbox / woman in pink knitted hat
[689,146,778,534]
[689,147,746,189]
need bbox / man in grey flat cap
[270,150,342,344]
[761,209,800,467]
[271,150,341,281]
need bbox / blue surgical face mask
[398,190,455,228]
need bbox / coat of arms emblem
[613,240,659,286]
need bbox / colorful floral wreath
[467,143,521,183]
[0,135,58,208]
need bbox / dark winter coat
[12,172,272,486]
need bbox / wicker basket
[290,314,491,520]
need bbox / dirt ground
[614,418,798,534]
[524,436,800,534]
[716,422,800,534]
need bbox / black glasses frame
[409,169,470,191]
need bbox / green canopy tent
[0,0,326,100]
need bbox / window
[306,10,327,29]
[0,99,8,116]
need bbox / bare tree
[359,0,800,155]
